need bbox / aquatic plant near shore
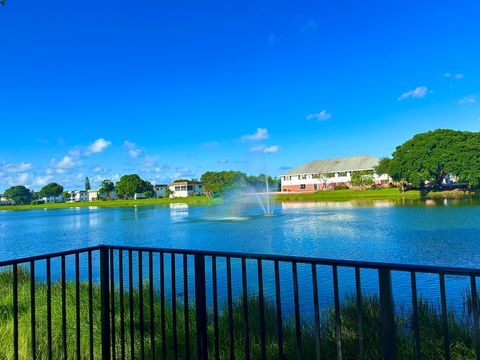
[0,269,477,359]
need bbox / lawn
[0,196,218,211]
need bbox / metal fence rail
[1,244,480,359]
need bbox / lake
[1,198,479,315]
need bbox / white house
[168,181,204,198]
[87,189,118,201]
[280,156,390,192]
[69,190,88,202]
[153,184,169,198]
[40,195,64,203]
[134,193,146,200]
[87,189,99,202]
[0,196,14,206]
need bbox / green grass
[275,188,422,202]
[0,268,477,359]
[275,188,478,202]
[0,196,218,211]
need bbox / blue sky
[1,0,479,191]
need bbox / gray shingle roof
[282,156,379,176]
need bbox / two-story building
[153,184,169,198]
[69,190,88,202]
[280,156,390,192]
[168,181,204,198]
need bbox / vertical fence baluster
[61,256,67,360]
[274,260,284,360]
[149,252,155,360]
[258,260,266,360]
[13,263,18,360]
[226,257,235,360]
[75,253,81,360]
[312,264,321,360]
[139,251,145,359]
[471,275,480,360]
[194,255,208,360]
[171,253,178,359]
[212,256,220,360]
[332,265,343,360]
[128,250,134,360]
[100,247,111,360]
[439,273,450,360]
[160,253,167,360]
[119,250,125,360]
[88,251,94,360]
[110,249,116,359]
[46,258,52,360]
[411,272,422,360]
[30,260,36,360]
[242,258,250,360]
[355,267,365,360]
[292,262,302,359]
[183,254,190,360]
[379,269,395,360]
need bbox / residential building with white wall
[69,190,88,202]
[153,184,169,198]
[281,156,390,192]
[168,181,204,198]
[40,195,64,203]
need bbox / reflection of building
[280,156,390,192]
[69,190,88,202]
[168,181,204,198]
[169,203,189,219]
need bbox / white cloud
[123,141,144,158]
[92,166,106,173]
[33,175,53,187]
[250,144,280,154]
[3,162,32,173]
[444,72,464,80]
[398,86,429,100]
[459,95,477,104]
[240,128,269,142]
[218,159,229,164]
[201,141,219,150]
[86,138,111,155]
[306,110,331,121]
[57,155,78,169]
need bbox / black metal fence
[1,244,480,359]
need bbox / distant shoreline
[274,188,477,202]
[0,196,218,211]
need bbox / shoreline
[0,196,218,211]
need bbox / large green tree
[98,180,115,199]
[39,183,64,198]
[115,174,152,198]
[200,171,248,196]
[389,129,480,187]
[3,186,32,204]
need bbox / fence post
[379,268,395,360]
[100,247,111,360]
[195,254,208,359]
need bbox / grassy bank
[0,196,218,211]
[275,188,477,202]
[0,268,477,359]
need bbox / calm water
[1,198,479,314]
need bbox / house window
[175,186,181,191]
[338,171,347,177]
[300,174,307,180]
[300,184,306,190]
[187,185,193,191]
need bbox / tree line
[374,129,480,189]
[1,172,280,205]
